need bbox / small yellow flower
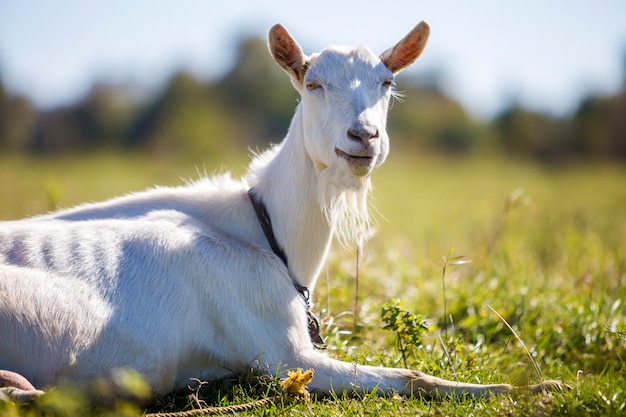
[280,368,315,401]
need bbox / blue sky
[1,0,625,119]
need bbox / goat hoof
[0,370,44,403]
[530,379,571,394]
[0,370,37,391]
[0,387,45,402]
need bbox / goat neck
[248,106,334,293]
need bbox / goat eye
[382,79,394,88]
[306,81,321,91]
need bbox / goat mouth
[335,148,376,175]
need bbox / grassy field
[0,150,624,416]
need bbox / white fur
[0,22,561,400]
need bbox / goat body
[0,22,562,401]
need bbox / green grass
[1,150,625,416]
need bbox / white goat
[0,22,562,402]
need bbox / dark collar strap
[247,188,326,349]
[247,188,311,303]
[247,188,289,268]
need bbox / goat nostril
[347,129,361,141]
[347,127,379,142]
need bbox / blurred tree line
[1,35,625,161]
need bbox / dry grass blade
[487,304,544,383]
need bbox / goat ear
[269,24,309,83]
[381,21,430,74]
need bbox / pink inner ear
[382,21,430,74]
[269,24,307,81]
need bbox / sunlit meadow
[1,150,624,416]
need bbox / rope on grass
[144,396,282,416]
[144,368,314,417]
